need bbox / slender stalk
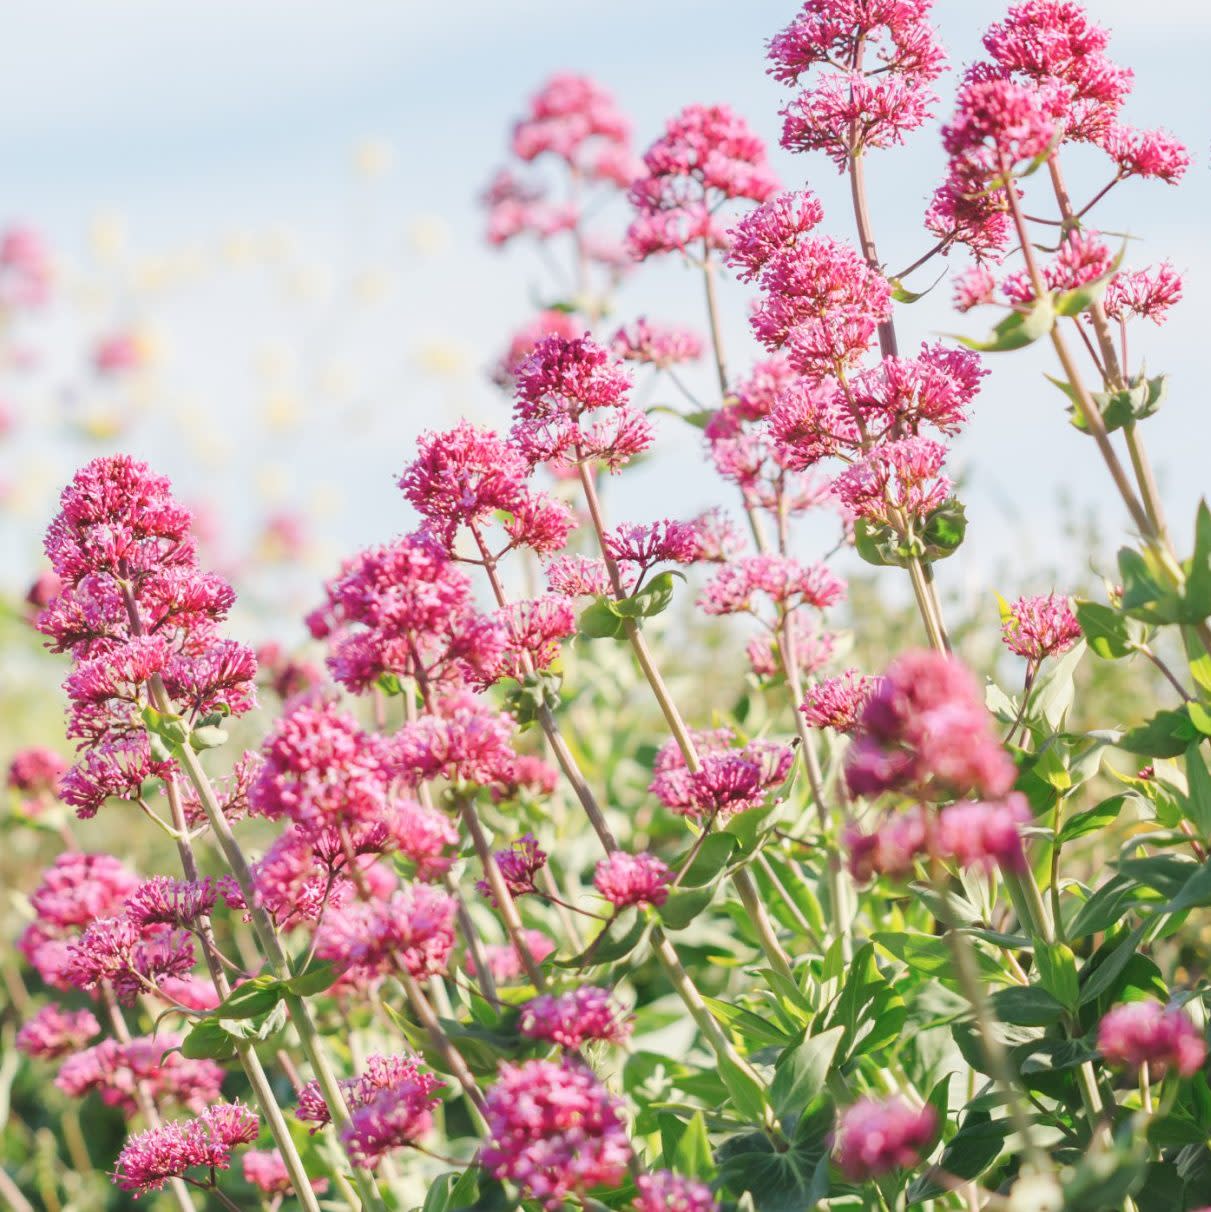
[172,743,388,1212]
[701,244,731,396]
[456,797,548,990]
[100,987,198,1212]
[401,974,487,1115]
[161,785,323,1212]
[575,462,798,980]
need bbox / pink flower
[511,334,651,472]
[650,732,793,820]
[481,1059,632,1209]
[749,236,892,378]
[250,702,390,833]
[519,986,633,1049]
[1104,263,1183,325]
[747,616,836,681]
[400,421,574,554]
[28,852,138,928]
[390,800,459,881]
[1098,124,1190,183]
[604,520,699,579]
[937,794,1033,872]
[511,74,630,169]
[699,554,845,616]
[242,1150,328,1197]
[58,735,177,820]
[627,104,780,260]
[488,595,576,683]
[64,917,196,1005]
[846,649,1016,800]
[593,852,673,908]
[726,191,824,281]
[801,670,880,732]
[58,1035,224,1115]
[982,2,1132,141]
[835,1096,937,1180]
[1098,1002,1206,1076]
[844,807,929,882]
[853,343,988,438]
[610,318,704,367]
[691,508,746,564]
[953,266,998,312]
[468,931,556,986]
[394,692,518,788]
[545,555,612,599]
[1002,593,1081,661]
[634,1171,719,1212]
[125,877,219,930]
[15,1004,100,1059]
[493,310,584,387]
[833,436,952,527]
[112,1102,259,1195]
[478,834,547,905]
[332,1055,445,1169]
[6,746,66,796]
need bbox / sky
[2,0,1209,615]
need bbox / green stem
[173,743,388,1212]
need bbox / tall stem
[701,245,731,396]
[172,743,388,1212]
[401,974,486,1116]
[121,581,322,1212]
[575,462,797,979]
[100,987,198,1212]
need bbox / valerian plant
[4,4,1211,1211]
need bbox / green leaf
[678,833,738,887]
[1119,547,1180,624]
[1185,499,1211,624]
[703,998,795,1049]
[557,910,648,968]
[770,1026,844,1124]
[578,598,626,640]
[718,1100,833,1212]
[907,1115,1010,1205]
[1079,924,1147,1005]
[286,960,339,998]
[611,570,683,620]
[189,724,229,751]
[1183,743,1211,838]
[141,704,189,747]
[1066,874,1158,938]
[1163,860,1211,916]
[1034,942,1080,1010]
[214,975,285,1020]
[1028,639,1086,731]
[853,517,907,568]
[990,984,1066,1026]
[824,942,907,1061]
[1067,371,1168,436]
[1074,600,1135,660]
[1059,793,1130,843]
[919,498,968,562]
[717,1055,768,1124]
[955,295,1056,352]
[1119,708,1197,758]
[180,1018,240,1061]
[658,883,718,930]
[661,1111,714,1180]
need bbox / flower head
[801,670,880,732]
[835,1096,937,1180]
[481,1058,632,1209]
[594,851,673,909]
[1098,1002,1205,1076]
[1001,593,1081,661]
[634,1170,719,1211]
[520,986,633,1049]
[16,1004,101,1059]
[112,1102,259,1195]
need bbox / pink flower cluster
[36,456,257,819]
[519,985,633,1049]
[768,0,947,169]
[834,1096,937,1180]
[627,104,780,260]
[634,1171,719,1211]
[112,1102,259,1195]
[1001,593,1082,662]
[1097,1002,1206,1077]
[593,851,673,909]
[845,649,1015,801]
[611,317,703,368]
[481,1058,632,1209]
[650,728,793,820]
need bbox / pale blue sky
[2,0,1209,612]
